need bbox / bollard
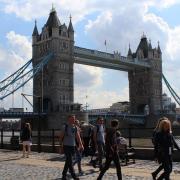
[52,129,55,153]
[1,129,3,149]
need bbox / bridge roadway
[0,111,145,125]
[74,46,151,71]
[89,112,146,125]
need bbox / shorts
[23,141,32,146]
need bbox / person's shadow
[53,168,99,180]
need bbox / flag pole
[105,40,107,53]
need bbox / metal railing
[1,127,180,152]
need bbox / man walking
[97,119,122,180]
[93,116,105,170]
[59,114,84,180]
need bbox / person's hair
[26,123,31,133]
[111,119,119,128]
[159,119,171,133]
[97,116,103,121]
[154,116,168,131]
[116,130,121,137]
[75,119,80,126]
[68,114,75,119]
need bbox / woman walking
[152,119,180,180]
[21,123,32,158]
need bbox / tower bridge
[0,8,168,129]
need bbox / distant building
[110,101,130,113]
[175,108,180,115]
[0,108,5,112]
[88,108,110,115]
[88,101,130,115]
[9,108,24,112]
[162,93,176,113]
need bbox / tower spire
[157,41,161,54]
[32,19,39,36]
[51,3,55,12]
[148,39,152,50]
[128,43,132,57]
[68,14,74,32]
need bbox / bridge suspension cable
[162,74,180,106]
[0,59,32,91]
[0,53,54,100]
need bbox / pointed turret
[46,7,60,37]
[68,15,74,40]
[127,44,132,58]
[46,7,60,29]
[32,20,39,45]
[32,20,39,36]
[68,15,74,32]
[157,41,162,54]
[148,39,152,50]
[136,33,149,58]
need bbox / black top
[21,127,31,141]
[105,128,117,153]
[154,131,180,157]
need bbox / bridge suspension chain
[162,74,180,106]
[0,53,53,100]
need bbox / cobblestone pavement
[0,149,180,180]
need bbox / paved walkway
[0,149,180,180]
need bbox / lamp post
[37,96,41,153]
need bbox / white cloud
[166,26,180,60]
[150,0,180,9]
[0,31,32,78]
[6,31,32,60]
[74,64,103,88]
[74,86,129,109]
[0,0,97,23]
[0,31,33,110]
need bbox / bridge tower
[32,8,76,128]
[128,35,162,115]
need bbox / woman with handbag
[152,119,180,180]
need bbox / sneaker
[151,172,156,180]
[79,171,84,176]
[62,176,67,180]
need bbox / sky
[0,0,180,111]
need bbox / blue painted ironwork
[0,59,32,91]
[89,112,146,125]
[0,53,54,100]
[162,74,180,106]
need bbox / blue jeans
[73,147,82,165]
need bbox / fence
[1,127,180,153]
